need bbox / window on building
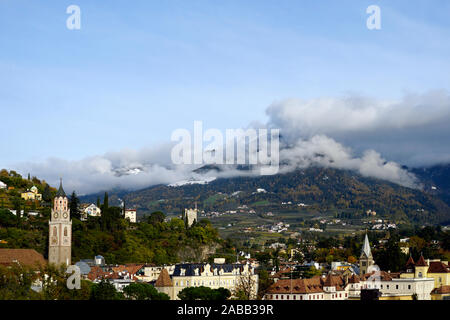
[396,285,399,290]
[408,285,411,290]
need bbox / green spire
[56,178,66,197]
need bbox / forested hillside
[82,167,450,225]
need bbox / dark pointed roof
[55,178,66,198]
[323,273,334,287]
[155,268,172,287]
[406,255,415,268]
[415,254,427,267]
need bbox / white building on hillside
[80,203,101,220]
[124,209,137,223]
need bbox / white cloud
[12,90,450,194]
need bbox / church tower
[48,179,72,266]
[359,233,374,275]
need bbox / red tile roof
[111,264,143,276]
[431,285,450,294]
[405,255,415,268]
[0,249,47,268]
[415,255,427,267]
[349,274,360,284]
[266,275,347,294]
[87,266,107,281]
[428,261,450,273]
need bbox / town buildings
[135,264,176,282]
[264,234,442,300]
[155,261,259,300]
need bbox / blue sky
[1,0,450,171]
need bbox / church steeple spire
[359,232,375,275]
[361,233,372,259]
[56,178,66,198]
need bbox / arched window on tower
[64,227,68,237]
[53,226,57,236]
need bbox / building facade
[80,203,101,220]
[21,185,42,201]
[155,263,258,300]
[124,209,137,223]
[184,208,198,227]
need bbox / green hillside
[82,167,450,225]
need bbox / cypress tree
[103,192,109,210]
[69,191,81,219]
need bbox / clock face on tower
[63,212,68,219]
[53,212,59,219]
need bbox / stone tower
[359,233,374,275]
[48,179,72,266]
[184,202,198,228]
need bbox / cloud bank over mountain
[266,89,450,166]
[13,90,450,194]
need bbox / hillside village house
[124,209,137,223]
[21,186,42,201]
[80,203,101,220]
[154,261,259,300]
[0,181,7,189]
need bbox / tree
[148,211,166,225]
[233,273,257,300]
[103,192,109,210]
[69,191,81,220]
[90,280,123,300]
[303,266,321,279]
[0,209,17,227]
[96,197,101,209]
[123,283,169,300]
[42,184,52,202]
[0,264,41,300]
[374,236,407,272]
[178,286,230,300]
[40,264,91,300]
[257,269,273,300]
